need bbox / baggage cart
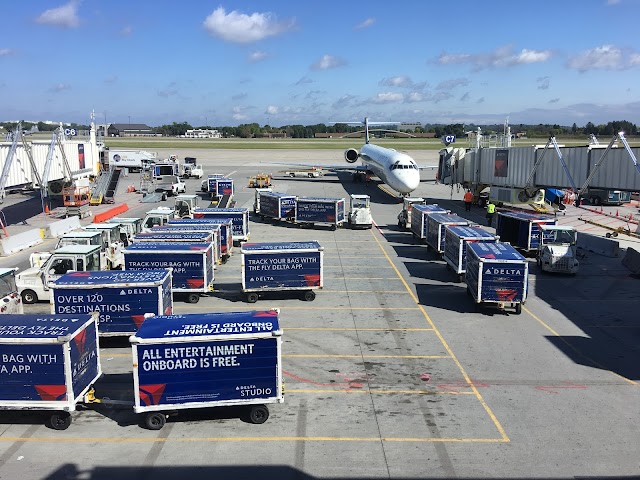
[443,226,498,282]
[0,313,101,430]
[495,211,556,253]
[425,213,469,254]
[135,231,222,267]
[130,310,283,430]
[294,197,345,230]
[124,243,214,304]
[410,204,449,242]
[51,270,173,335]
[241,241,323,303]
[161,219,234,261]
[193,208,250,243]
[259,192,296,222]
[465,242,528,314]
[207,177,234,199]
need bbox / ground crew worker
[486,202,496,227]
[463,189,473,211]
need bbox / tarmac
[0,148,637,480]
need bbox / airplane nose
[407,171,420,191]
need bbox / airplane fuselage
[359,143,420,194]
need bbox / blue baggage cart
[495,211,556,253]
[165,218,234,259]
[426,213,469,254]
[410,204,449,242]
[193,208,250,243]
[443,225,498,282]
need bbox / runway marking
[369,225,510,442]
[0,436,507,444]
[523,306,638,386]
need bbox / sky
[1,0,640,128]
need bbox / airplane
[269,118,435,196]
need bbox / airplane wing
[261,161,368,173]
[417,165,438,170]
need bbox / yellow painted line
[0,436,507,444]
[284,354,449,359]
[284,327,433,332]
[523,306,638,386]
[289,388,474,395]
[369,228,511,442]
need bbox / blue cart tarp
[123,243,214,301]
[165,218,234,258]
[192,208,250,242]
[443,226,498,279]
[465,242,528,314]
[425,213,469,253]
[130,310,283,428]
[241,241,323,302]
[0,313,101,429]
[410,204,449,241]
[52,270,173,335]
[495,211,556,252]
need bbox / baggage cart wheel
[515,303,522,315]
[302,290,316,302]
[248,405,269,424]
[49,412,72,431]
[331,224,337,231]
[186,293,200,304]
[246,292,259,303]
[145,412,166,430]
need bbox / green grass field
[100,136,638,150]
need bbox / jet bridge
[438,133,640,202]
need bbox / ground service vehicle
[155,175,186,196]
[106,217,143,245]
[106,149,156,172]
[248,174,273,188]
[29,230,106,268]
[174,194,200,218]
[17,245,102,304]
[397,197,426,230]
[0,268,22,314]
[283,168,323,178]
[537,225,579,274]
[83,223,125,269]
[130,310,283,430]
[583,188,631,206]
[141,207,174,231]
[347,194,372,229]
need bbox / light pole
[128,116,131,137]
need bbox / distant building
[398,122,423,132]
[184,129,222,138]
[108,123,155,137]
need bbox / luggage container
[0,268,23,314]
[410,204,449,243]
[162,219,234,261]
[465,242,528,314]
[192,208,250,243]
[135,231,221,267]
[294,197,345,230]
[425,213,469,254]
[0,313,101,430]
[207,177,234,198]
[241,241,323,303]
[130,309,283,430]
[443,225,499,282]
[259,192,296,222]
[51,270,173,335]
[123,243,214,304]
[495,211,556,253]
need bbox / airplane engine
[344,148,359,163]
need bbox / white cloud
[566,44,640,72]
[355,18,375,30]
[537,76,550,90]
[295,76,313,85]
[248,51,268,63]
[311,54,346,71]
[36,1,81,28]
[49,83,71,93]
[405,92,424,103]
[232,106,250,121]
[435,45,552,70]
[265,105,279,115]
[0,48,14,57]
[378,76,427,90]
[370,92,404,104]
[203,7,295,44]
[331,94,357,109]
[436,78,470,91]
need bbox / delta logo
[484,267,523,276]
[35,385,67,401]
[139,384,166,406]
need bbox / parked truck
[536,225,579,274]
[51,270,173,335]
[129,310,283,430]
[241,241,323,303]
[123,242,215,304]
[105,149,156,172]
[465,241,528,314]
[294,197,345,230]
[0,268,22,314]
[17,245,103,304]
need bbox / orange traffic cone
[44,204,49,213]
[616,209,619,216]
